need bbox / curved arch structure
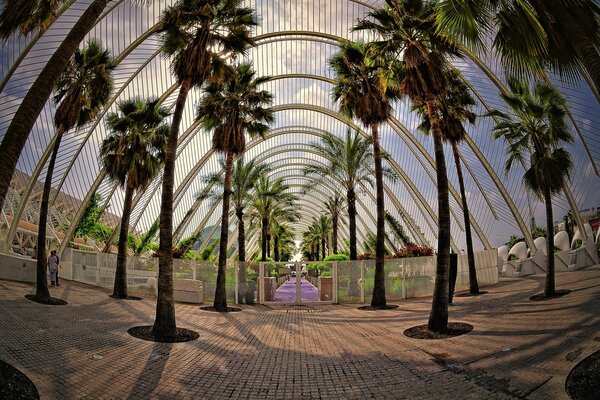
[1,0,598,260]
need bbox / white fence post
[360,260,365,303]
[332,262,338,304]
[258,262,265,304]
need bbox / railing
[62,249,499,304]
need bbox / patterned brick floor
[1,266,599,399]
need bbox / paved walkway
[273,277,320,302]
[1,266,599,399]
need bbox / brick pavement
[1,266,599,399]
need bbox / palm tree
[356,0,462,330]
[101,98,169,299]
[413,69,481,294]
[32,40,114,302]
[0,0,65,39]
[436,0,600,96]
[304,130,374,261]
[316,216,333,260]
[488,78,574,297]
[154,0,256,334]
[250,176,297,262]
[198,156,271,303]
[196,63,274,311]
[323,193,346,254]
[329,39,402,308]
[0,0,112,217]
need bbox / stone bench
[173,279,203,304]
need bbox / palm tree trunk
[267,234,271,258]
[214,151,234,311]
[35,127,65,301]
[321,237,326,261]
[261,216,268,261]
[153,78,192,338]
[0,0,108,217]
[274,236,280,262]
[236,208,246,303]
[451,142,479,294]
[112,178,134,299]
[371,123,387,308]
[427,99,451,333]
[347,188,360,296]
[332,215,338,254]
[347,188,357,260]
[543,187,556,297]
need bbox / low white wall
[0,253,37,283]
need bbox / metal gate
[257,261,338,305]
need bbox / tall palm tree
[323,193,346,254]
[329,40,402,308]
[250,176,297,262]
[198,156,271,303]
[356,0,462,330]
[33,40,114,302]
[0,0,111,216]
[413,69,481,294]
[315,215,333,260]
[196,63,274,311]
[0,0,65,39]
[101,98,169,299]
[488,78,574,297]
[154,0,256,333]
[304,130,374,261]
[436,0,600,95]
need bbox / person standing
[47,250,59,287]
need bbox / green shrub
[573,239,583,249]
[508,254,518,261]
[324,253,350,261]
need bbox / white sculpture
[571,223,594,248]
[533,237,547,255]
[554,231,570,252]
[508,242,528,260]
[498,245,509,261]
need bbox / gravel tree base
[109,295,143,301]
[127,326,199,343]
[455,291,489,298]
[404,322,473,340]
[0,360,39,400]
[529,289,571,301]
[199,306,242,313]
[566,349,600,400]
[357,304,399,311]
[24,294,67,306]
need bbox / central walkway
[273,277,320,302]
[1,266,599,399]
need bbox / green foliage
[135,220,159,256]
[127,233,140,251]
[75,193,105,238]
[177,232,202,254]
[507,235,523,248]
[508,254,518,261]
[573,239,583,249]
[183,250,197,260]
[531,226,547,239]
[324,253,350,261]
[255,256,274,262]
[89,223,113,243]
[200,239,219,261]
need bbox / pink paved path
[273,277,320,302]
